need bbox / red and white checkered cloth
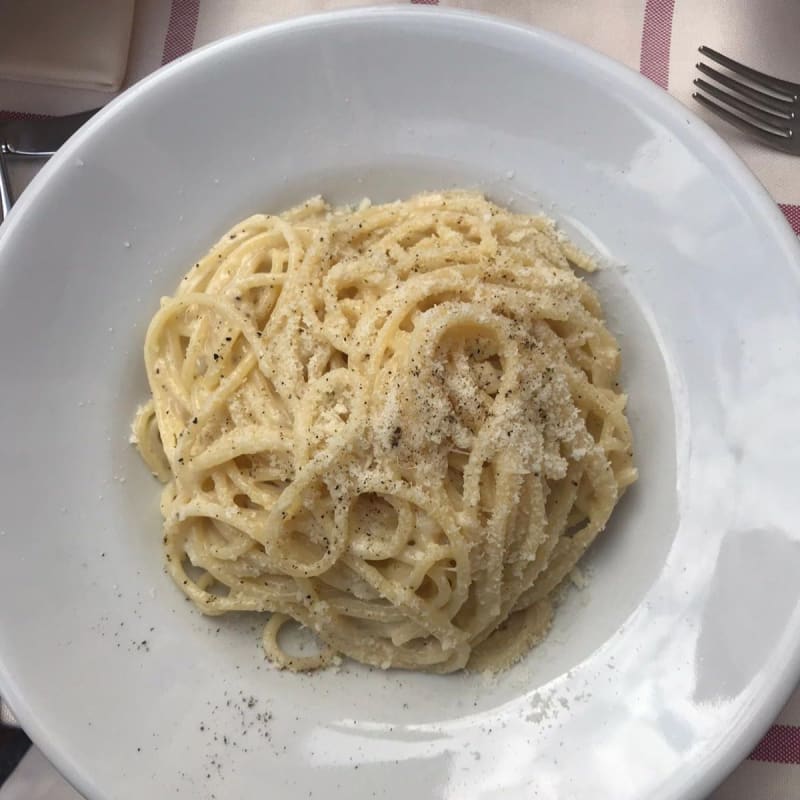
[1,2,799,798]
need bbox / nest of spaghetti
[134,191,637,673]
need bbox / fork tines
[692,45,798,152]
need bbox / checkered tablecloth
[1,2,799,798]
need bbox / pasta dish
[132,190,636,673]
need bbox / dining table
[1,2,799,798]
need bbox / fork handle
[0,146,12,223]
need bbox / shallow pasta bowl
[1,7,800,800]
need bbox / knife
[0,107,101,222]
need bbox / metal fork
[0,108,99,222]
[692,46,799,154]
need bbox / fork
[692,46,799,154]
[0,108,99,222]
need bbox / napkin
[0,0,135,92]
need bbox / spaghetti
[133,191,636,673]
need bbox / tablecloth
[1,1,799,798]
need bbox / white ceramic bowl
[2,8,800,800]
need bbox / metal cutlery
[692,46,798,154]
[0,108,100,221]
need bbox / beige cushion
[0,0,135,92]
